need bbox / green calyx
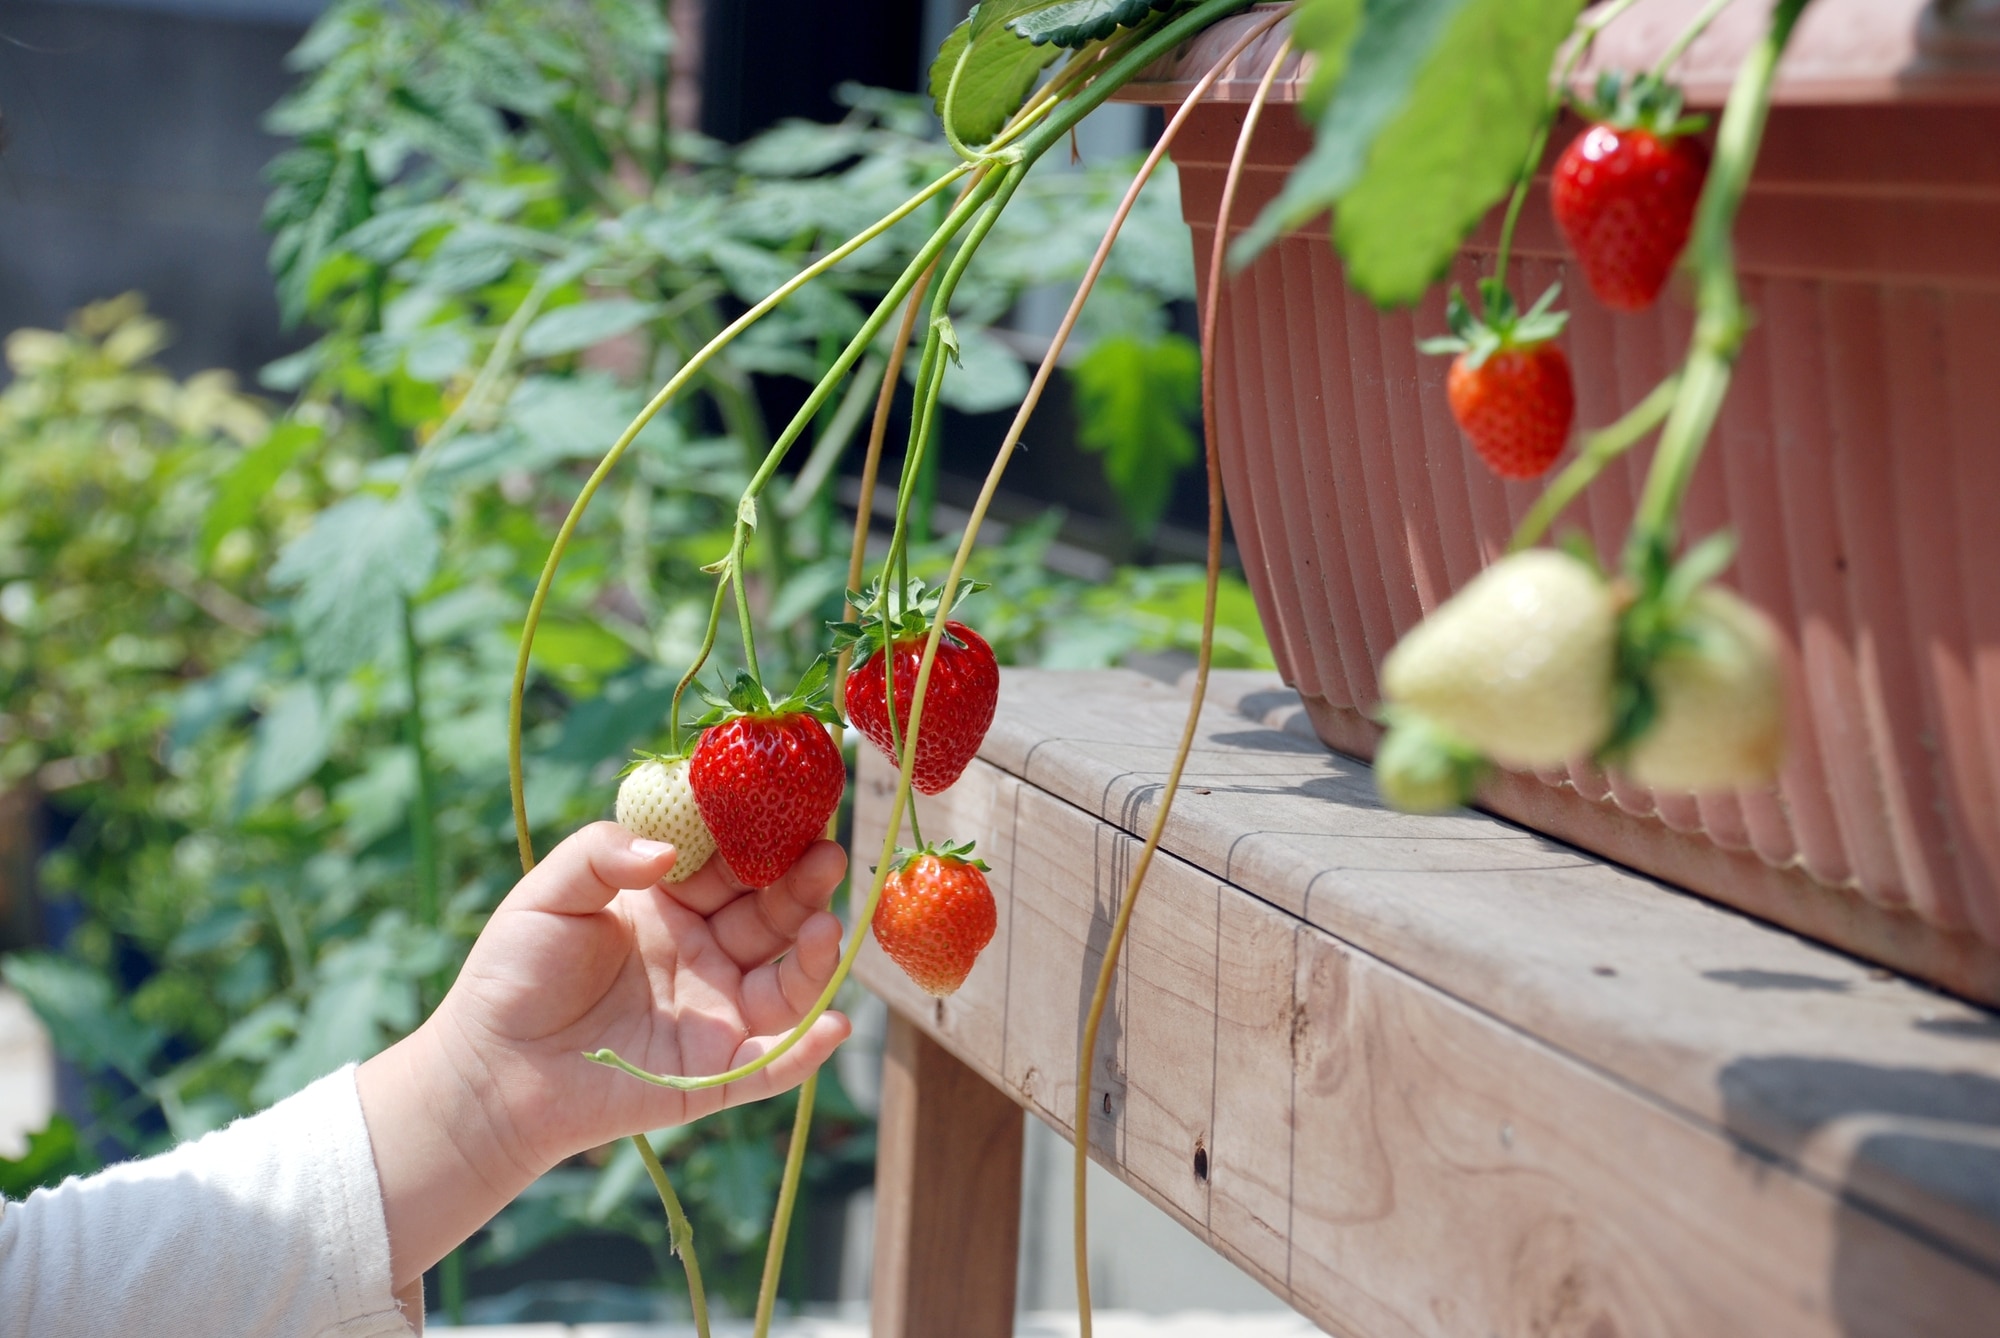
[1574,70,1708,139]
[1417,279,1568,369]
[694,655,845,729]
[618,748,693,777]
[828,577,989,657]
[1599,529,1737,759]
[888,839,990,875]
[1374,709,1489,815]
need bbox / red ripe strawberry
[688,663,846,888]
[1420,281,1574,480]
[870,842,997,997]
[846,620,998,794]
[1553,126,1707,311]
[1550,73,1710,312]
[1446,342,1575,480]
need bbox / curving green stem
[1623,0,1808,575]
[1508,370,1679,552]
[1072,26,1292,1338]
[1653,0,1739,80]
[506,162,972,871]
[633,1133,710,1337]
[583,0,1262,1095]
[751,1071,816,1337]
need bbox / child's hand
[356,823,853,1296]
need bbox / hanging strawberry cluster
[1376,0,1806,813]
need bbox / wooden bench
[853,669,2000,1337]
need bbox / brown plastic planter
[1121,0,2000,1003]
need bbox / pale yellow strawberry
[615,755,716,884]
[1381,549,1617,769]
[1623,585,1785,791]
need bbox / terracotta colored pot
[1122,1,2000,1003]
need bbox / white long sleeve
[0,1065,414,1337]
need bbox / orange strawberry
[1420,281,1574,481]
[870,842,996,997]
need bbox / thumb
[503,821,679,916]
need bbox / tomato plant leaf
[270,493,441,676]
[1072,332,1201,537]
[235,680,334,813]
[200,420,320,562]
[1005,0,1173,48]
[930,12,1058,147]
[1234,0,1582,307]
[520,298,662,359]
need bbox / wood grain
[853,669,2000,1335]
[868,1010,1023,1338]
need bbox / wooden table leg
[870,1008,1023,1338]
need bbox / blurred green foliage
[0,0,1270,1314]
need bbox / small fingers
[740,911,844,1034]
[695,1012,853,1117]
[651,852,751,918]
[703,841,846,970]
[502,822,678,917]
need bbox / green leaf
[0,1117,96,1199]
[201,421,320,561]
[2,955,163,1082]
[1335,0,1584,305]
[1234,0,1583,306]
[1005,0,1172,48]
[1294,0,1367,120]
[1071,332,1202,536]
[520,299,662,359]
[930,13,1058,148]
[270,494,440,676]
[264,139,375,326]
[235,680,332,813]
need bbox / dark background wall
[0,0,933,378]
[0,0,321,376]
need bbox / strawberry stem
[1625,0,1807,573]
[750,1070,814,1338]
[1508,369,1680,552]
[1072,33,1289,1338]
[632,1132,710,1338]
[1651,0,1738,82]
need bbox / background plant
[0,0,1270,1318]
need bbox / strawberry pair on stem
[1429,71,1709,482]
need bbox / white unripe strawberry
[1381,549,1617,769]
[1622,585,1785,792]
[615,755,716,884]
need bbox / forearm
[0,1068,410,1338]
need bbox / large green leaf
[1234,0,1582,306]
[1006,0,1173,48]
[1072,332,1201,537]
[270,493,440,676]
[929,12,1058,147]
[235,680,333,813]
[201,421,320,561]
[520,298,661,359]
[0,1117,95,1198]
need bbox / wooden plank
[956,668,2000,1276]
[868,1010,1024,1338]
[852,736,2000,1336]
